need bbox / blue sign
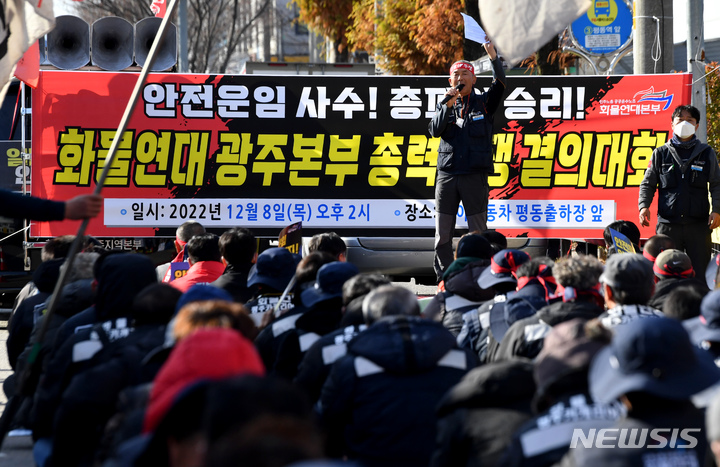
[609,228,636,254]
[570,0,633,55]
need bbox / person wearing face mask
[639,104,720,281]
[428,39,507,284]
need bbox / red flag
[14,41,40,88]
[150,0,166,17]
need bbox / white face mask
[674,120,696,138]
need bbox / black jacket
[424,259,493,336]
[639,140,720,224]
[6,259,63,369]
[567,400,708,466]
[494,300,604,362]
[484,282,556,363]
[15,279,96,398]
[0,189,66,221]
[31,254,157,439]
[429,58,506,175]
[294,323,367,403]
[271,297,345,381]
[500,392,623,467]
[48,324,166,467]
[211,262,255,303]
[647,276,709,312]
[319,316,477,467]
[431,359,536,467]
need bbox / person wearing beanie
[494,255,606,362]
[639,104,720,281]
[424,233,495,336]
[647,248,709,311]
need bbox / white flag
[0,0,55,102]
[478,0,590,67]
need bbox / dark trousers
[657,221,712,281]
[434,172,489,282]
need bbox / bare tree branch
[73,0,272,73]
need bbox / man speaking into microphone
[428,39,506,283]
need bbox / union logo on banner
[150,0,166,17]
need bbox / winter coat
[599,303,665,328]
[169,260,225,293]
[294,323,367,403]
[494,300,604,362]
[318,315,477,467]
[429,58,506,175]
[431,359,536,467]
[424,259,493,336]
[211,262,255,303]
[639,140,720,224]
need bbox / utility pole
[178,0,188,72]
[634,0,673,74]
[687,0,707,141]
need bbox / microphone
[440,83,465,105]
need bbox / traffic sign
[570,0,633,56]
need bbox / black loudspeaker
[134,17,177,71]
[38,35,48,65]
[91,17,134,71]
[46,15,90,70]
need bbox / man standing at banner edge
[428,39,506,283]
[638,104,720,281]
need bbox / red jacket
[170,260,225,293]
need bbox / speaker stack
[42,15,177,71]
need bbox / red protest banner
[31,70,690,240]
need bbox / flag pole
[0,0,180,448]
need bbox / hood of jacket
[444,259,495,302]
[436,358,535,415]
[348,315,459,373]
[295,297,343,335]
[96,254,157,321]
[33,258,64,294]
[55,278,96,318]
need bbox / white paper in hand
[460,13,488,44]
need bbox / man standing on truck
[639,104,720,281]
[429,39,506,283]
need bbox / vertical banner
[31,70,691,239]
